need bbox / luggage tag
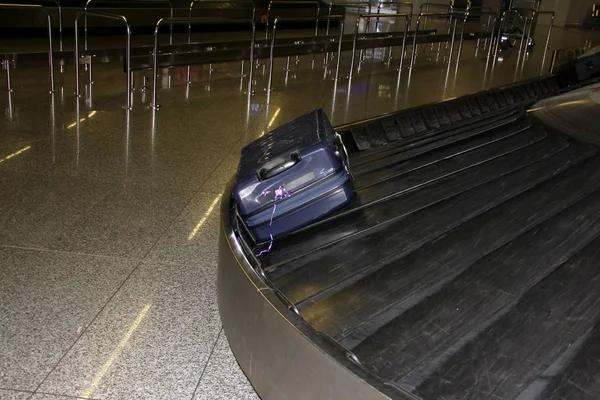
[334,131,353,179]
[255,184,291,257]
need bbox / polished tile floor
[0,20,599,400]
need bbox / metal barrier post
[188,0,256,43]
[152,17,256,109]
[187,0,256,77]
[326,1,371,35]
[493,9,521,60]
[20,0,63,50]
[417,3,452,56]
[266,0,321,40]
[537,11,554,75]
[349,12,410,78]
[2,60,12,92]
[420,2,452,33]
[455,10,468,62]
[0,3,55,93]
[84,0,174,49]
[75,11,131,108]
[409,11,455,70]
[268,15,343,104]
[374,1,412,62]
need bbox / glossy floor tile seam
[28,254,148,395]
[189,327,224,400]
[22,138,245,396]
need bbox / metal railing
[152,17,256,109]
[0,3,55,92]
[84,0,174,49]
[373,1,413,64]
[537,10,555,75]
[75,11,131,108]
[349,12,410,77]
[375,1,412,20]
[266,0,321,40]
[326,1,371,35]
[467,10,498,59]
[189,0,256,20]
[409,11,460,70]
[267,15,344,104]
[420,2,453,32]
[5,0,63,50]
[188,0,256,42]
[493,9,527,58]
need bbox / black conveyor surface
[253,78,600,399]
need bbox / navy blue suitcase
[233,109,354,243]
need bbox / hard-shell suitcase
[233,108,353,243]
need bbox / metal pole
[267,17,278,104]
[248,21,255,95]
[334,19,344,81]
[0,4,56,92]
[486,16,497,60]
[409,13,421,69]
[455,12,467,63]
[153,20,160,109]
[75,11,131,107]
[493,12,506,60]
[154,17,256,107]
[398,14,409,72]
[168,1,173,45]
[349,14,360,78]
[326,2,332,35]
[75,16,80,98]
[55,0,63,51]
[268,15,341,101]
[266,0,322,40]
[3,60,12,92]
[514,16,527,80]
[448,15,457,63]
[86,0,174,48]
[540,12,554,75]
[84,0,91,50]
[125,25,131,109]
[45,10,55,92]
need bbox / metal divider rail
[152,17,256,109]
[74,11,131,108]
[0,3,55,93]
[84,0,174,49]
[349,12,410,78]
[267,15,344,104]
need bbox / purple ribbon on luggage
[256,185,291,257]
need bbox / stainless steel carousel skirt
[217,180,407,400]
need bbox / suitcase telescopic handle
[259,153,300,180]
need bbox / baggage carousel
[218,72,600,399]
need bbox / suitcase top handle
[259,152,300,180]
